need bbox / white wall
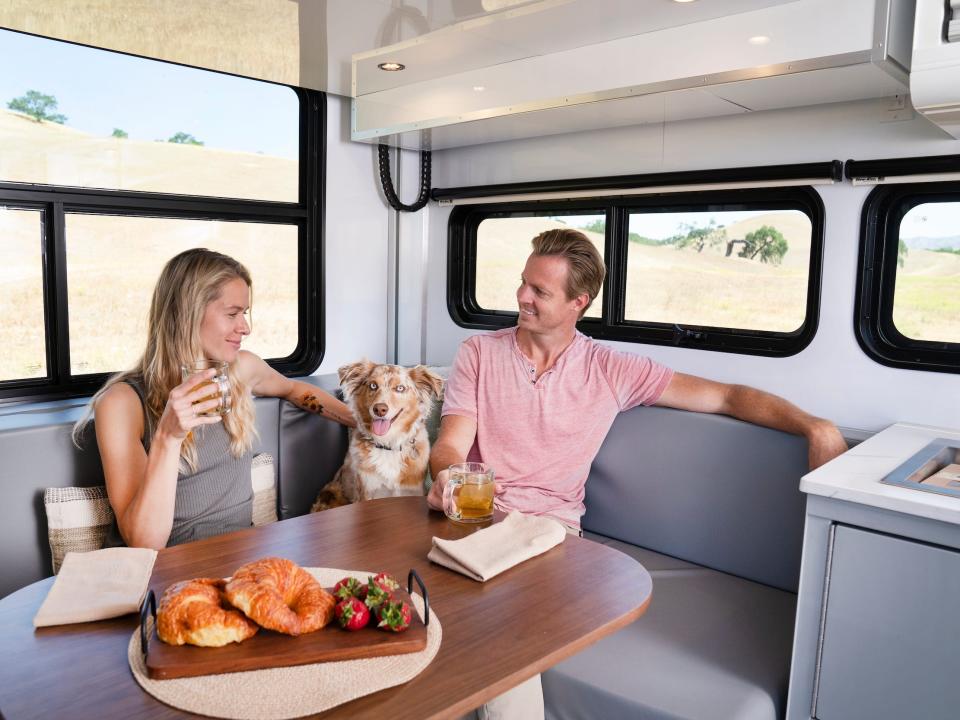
[317,95,393,373]
[413,97,960,433]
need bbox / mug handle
[442,475,461,519]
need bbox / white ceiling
[0,0,799,97]
[0,0,917,150]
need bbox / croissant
[224,557,335,635]
[156,578,259,647]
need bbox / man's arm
[655,372,847,470]
[426,414,478,510]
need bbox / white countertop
[800,422,960,525]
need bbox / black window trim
[0,86,325,403]
[854,178,960,374]
[447,182,827,358]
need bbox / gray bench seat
[544,536,796,720]
[542,404,810,720]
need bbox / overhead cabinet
[353,0,916,149]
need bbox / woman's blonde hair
[73,248,257,471]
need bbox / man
[427,227,847,719]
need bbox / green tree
[7,90,67,124]
[111,128,128,138]
[581,219,605,235]
[168,131,204,146]
[898,239,909,267]
[674,220,726,253]
[739,225,788,265]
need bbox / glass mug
[443,462,495,523]
[180,360,232,416]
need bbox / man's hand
[427,469,449,511]
[806,419,848,470]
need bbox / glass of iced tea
[443,462,495,524]
[180,360,232,416]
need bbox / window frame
[447,186,825,357]
[0,85,325,403]
[855,181,960,374]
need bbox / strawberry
[335,597,370,631]
[333,576,367,601]
[376,598,412,632]
[370,572,400,593]
[364,581,391,613]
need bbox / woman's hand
[156,369,225,441]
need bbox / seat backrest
[582,405,808,592]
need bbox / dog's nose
[372,403,388,418]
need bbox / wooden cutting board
[143,586,428,680]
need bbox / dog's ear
[338,360,375,398]
[407,365,444,402]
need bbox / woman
[73,248,354,549]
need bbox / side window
[0,29,323,401]
[448,187,824,357]
[624,207,812,333]
[475,212,605,319]
[856,186,960,373]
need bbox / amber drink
[180,360,232,416]
[443,463,495,523]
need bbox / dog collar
[361,431,419,452]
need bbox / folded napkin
[428,511,566,582]
[33,547,158,627]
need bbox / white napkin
[33,547,158,627]
[428,511,566,582]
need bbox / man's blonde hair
[73,249,257,470]
[531,228,606,318]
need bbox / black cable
[378,143,432,213]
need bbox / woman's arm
[236,351,355,427]
[95,371,225,549]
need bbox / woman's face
[199,278,251,363]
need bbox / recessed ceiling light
[748,35,770,45]
[473,85,486,92]
[672,0,697,4]
[378,62,405,71]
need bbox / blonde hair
[73,248,257,471]
[531,228,606,318]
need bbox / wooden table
[0,497,651,719]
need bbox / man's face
[516,253,588,334]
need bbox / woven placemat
[128,568,442,720]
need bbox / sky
[900,202,960,239]
[0,29,298,159]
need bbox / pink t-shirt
[441,327,674,526]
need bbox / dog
[311,360,444,512]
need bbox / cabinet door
[814,525,960,720]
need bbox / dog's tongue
[372,417,393,436]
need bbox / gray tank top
[106,376,253,547]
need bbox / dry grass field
[476,213,960,340]
[0,110,298,381]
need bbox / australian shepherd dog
[311,360,444,511]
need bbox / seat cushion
[543,538,797,720]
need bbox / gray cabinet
[813,526,960,720]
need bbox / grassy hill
[0,108,297,201]
[0,109,299,381]
[475,211,960,342]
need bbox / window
[856,183,960,373]
[0,30,324,401]
[0,206,46,382]
[448,187,824,356]
[475,211,604,319]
